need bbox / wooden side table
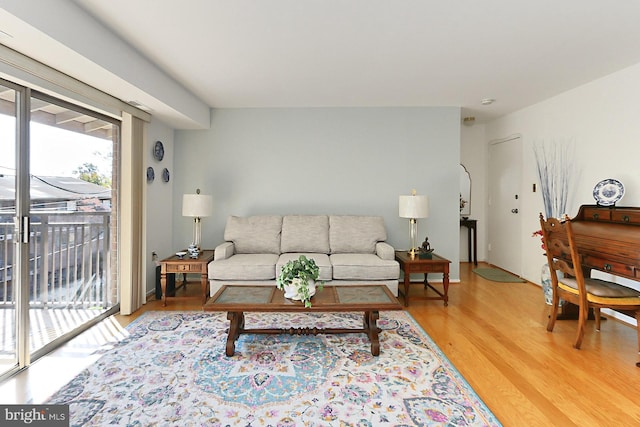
[160,250,214,306]
[395,250,451,307]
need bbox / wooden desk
[160,250,214,306]
[460,218,477,265]
[395,251,451,307]
[554,205,640,321]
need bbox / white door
[488,135,522,275]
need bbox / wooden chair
[539,213,640,365]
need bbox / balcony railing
[0,212,111,309]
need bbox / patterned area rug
[46,311,501,426]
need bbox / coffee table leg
[226,311,244,356]
[364,311,381,356]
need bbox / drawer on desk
[582,255,634,277]
[611,209,640,225]
[165,264,201,273]
[582,207,611,221]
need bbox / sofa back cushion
[224,215,282,254]
[281,215,330,253]
[329,215,387,254]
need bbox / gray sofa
[208,215,399,296]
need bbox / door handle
[13,216,30,243]
[511,209,519,214]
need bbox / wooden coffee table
[204,285,402,356]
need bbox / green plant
[276,255,323,307]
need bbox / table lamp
[182,189,213,250]
[399,189,429,256]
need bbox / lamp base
[188,244,200,258]
[191,217,202,251]
[407,218,419,258]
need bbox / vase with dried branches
[533,140,576,305]
[533,140,575,220]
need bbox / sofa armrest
[375,242,395,260]
[214,242,235,260]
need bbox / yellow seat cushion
[558,277,640,305]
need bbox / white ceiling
[4,1,640,127]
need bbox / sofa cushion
[209,254,279,280]
[281,215,330,253]
[329,215,387,254]
[224,215,282,254]
[276,253,333,281]
[330,253,399,280]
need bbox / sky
[0,114,113,178]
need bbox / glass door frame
[0,79,26,378]
[14,83,30,372]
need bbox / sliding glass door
[0,80,120,380]
[28,93,119,359]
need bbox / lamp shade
[399,194,429,219]
[182,193,213,218]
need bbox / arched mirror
[460,164,471,218]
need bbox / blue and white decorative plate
[146,166,155,183]
[153,140,165,161]
[593,178,624,206]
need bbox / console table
[460,218,477,265]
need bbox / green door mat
[473,267,526,283]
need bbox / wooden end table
[160,250,214,306]
[395,250,451,307]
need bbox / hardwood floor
[2,262,639,426]
[412,264,640,426]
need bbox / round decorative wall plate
[146,166,155,183]
[162,168,170,182]
[593,178,624,206]
[153,140,165,161]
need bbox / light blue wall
[144,119,175,294]
[174,107,461,280]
